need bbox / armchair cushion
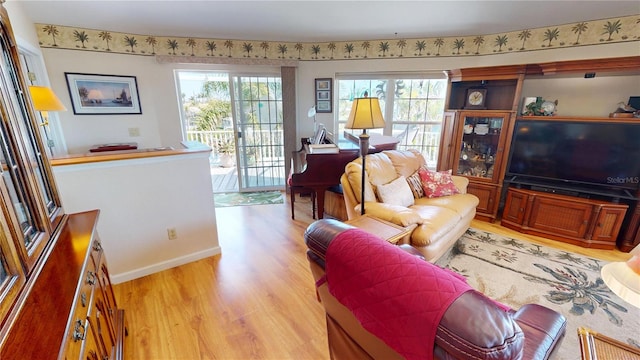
[359,202,423,227]
[376,176,414,207]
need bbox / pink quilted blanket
[324,228,472,360]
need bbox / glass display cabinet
[456,112,507,182]
[439,110,515,221]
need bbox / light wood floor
[113,194,632,359]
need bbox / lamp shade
[29,86,66,112]
[601,245,640,308]
[345,97,385,130]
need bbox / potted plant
[217,138,236,167]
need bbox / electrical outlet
[128,127,140,137]
[167,228,178,240]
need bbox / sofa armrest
[451,175,469,194]
[359,202,423,227]
[305,219,425,269]
[512,304,567,360]
[436,291,526,359]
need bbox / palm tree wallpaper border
[37,15,638,61]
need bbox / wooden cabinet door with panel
[502,188,530,225]
[590,206,628,243]
[528,195,593,239]
[466,183,499,221]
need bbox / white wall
[53,151,220,283]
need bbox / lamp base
[359,130,369,215]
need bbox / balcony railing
[187,129,440,165]
[186,129,285,158]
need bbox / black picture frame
[315,78,332,113]
[65,72,142,115]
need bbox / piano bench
[290,186,316,220]
[323,185,348,221]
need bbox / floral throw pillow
[419,168,460,198]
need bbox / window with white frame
[336,73,447,168]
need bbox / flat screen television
[506,120,640,192]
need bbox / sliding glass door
[231,75,284,191]
[176,70,285,192]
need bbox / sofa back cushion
[364,152,398,189]
[345,152,397,203]
[344,162,377,204]
[384,149,426,178]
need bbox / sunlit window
[336,74,447,168]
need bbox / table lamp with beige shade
[28,85,66,126]
[28,86,66,156]
[345,93,385,215]
[601,244,640,308]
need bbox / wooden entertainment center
[439,57,640,252]
[502,187,628,250]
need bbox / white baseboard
[110,246,222,284]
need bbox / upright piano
[290,133,399,219]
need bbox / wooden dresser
[0,210,126,359]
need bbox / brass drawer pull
[86,271,96,285]
[72,320,85,341]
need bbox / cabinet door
[437,111,457,171]
[0,14,62,272]
[454,111,510,183]
[502,189,529,225]
[591,206,627,242]
[466,182,498,219]
[529,196,592,239]
[0,221,25,322]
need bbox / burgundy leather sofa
[305,219,567,360]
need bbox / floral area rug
[436,228,640,360]
[214,191,284,208]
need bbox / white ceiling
[13,0,640,43]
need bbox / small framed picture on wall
[315,78,332,113]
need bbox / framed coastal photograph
[315,78,332,113]
[316,100,331,112]
[317,90,330,100]
[65,73,142,115]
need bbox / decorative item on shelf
[345,92,385,215]
[522,97,558,116]
[601,244,640,308]
[521,97,538,114]
[464,88,487,109]
[474,124,489,135]
[463,124,474,134]
[609,101,636,118]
